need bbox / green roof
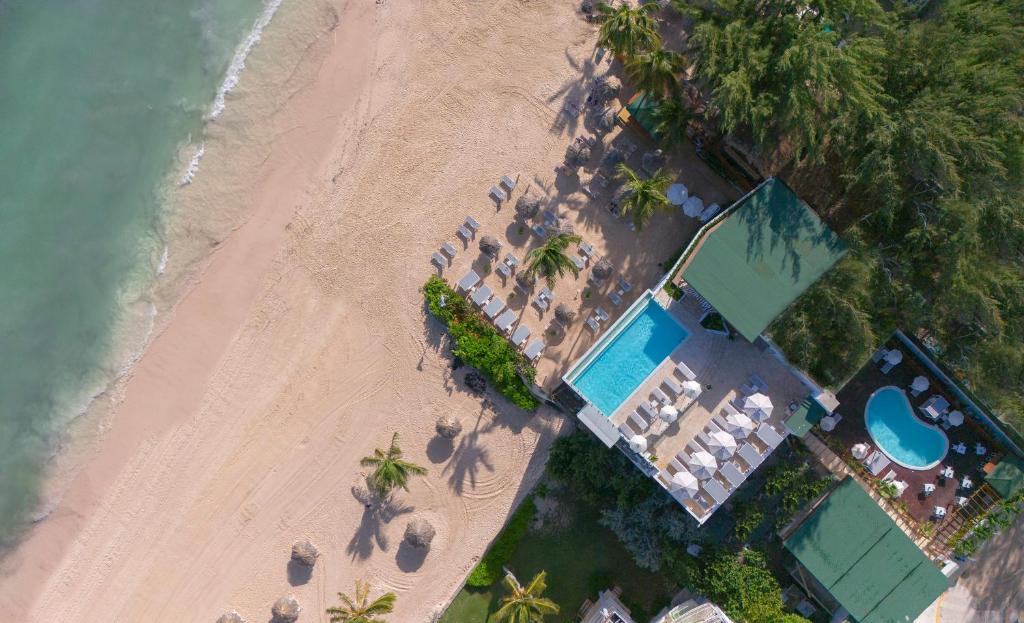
[682,178,847,341]
[625,92,661,141]
[784,397,828,438]
[784,478,948,623]
[985,456,1024,498]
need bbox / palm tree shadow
[443,426,495,494]
[346,486,413,560]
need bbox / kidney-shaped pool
[865,386,948,470]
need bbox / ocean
[0,0,277,544]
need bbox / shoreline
[0,0,594,619]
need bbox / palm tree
[615,163,672,230]
[524,233,583,288]
[360,432,427,497]
[327,580,396,623]
[650,95,694,149]
[595,2,661,58]
[624,47,687,97]
[494,570,560,623]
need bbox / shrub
[547,432,654,508]
[423,276,539,410]
[466,497,537,587]
[732,503,766,542]
[695,549,810,623]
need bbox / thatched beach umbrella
[404,518,436,549]
[479,235,502,259]
[516,270,537,290]
[272,595,301,623]
[515,195,541,220]
[642,149,665,173]
[548,217,574,237]
[600,148,625,171]
[592,75,622,103]
[291,539,319,567]
[436,415,463,439]
[217,612,245,623]
[592,258,613,281]
[565,141,591,167]
[598,107,617,133]
[554,303,577,324]
[464,370,487,394]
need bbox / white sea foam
[156,246,169,275]
[209,0,283,119]
[179,143,205,185]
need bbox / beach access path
[0,0,607,620]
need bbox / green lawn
[440,498,677,623]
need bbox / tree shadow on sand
[443,425,495,495]
[346,485,413,560]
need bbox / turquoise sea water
[571,300,689,416]
[866,386,948,469]
[0,0,270,543]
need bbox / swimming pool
[568,296,688,416]
[865,386,948,470]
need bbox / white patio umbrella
[687,450,718,480]
[885,349,903,365]
[947,410,964,426]
[911,376,930,393]
[681,380,702,398]
[723,412,756,438]
[628,434,648,453]
[851,443,870,460]
[667,184,688,205]
[820,415,837,432]
[743,392,774,421]
[682,195,704,218]
[659,405,679,424]
[707,430,738,459]
[670,471,699,498]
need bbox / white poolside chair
[457,224,473,241]
[441,242,458,258]
[431,252,447,268]
[494,309,517,333]
[511,325,531,347]
[675,361,697,381]
[523,338,544,361]
[863,450,892,476]
[629,411,651,433]
[663,377,684,396]
[456,269,481,292]
[471,285,493,307]
[490,186,508,202]
[651,387,671,405]
[580,242,595,258]
[703,478,729,506]
[738,443,765,469]
[465,216,481,231]
[609,291,622,307]
[532,294,549,311]
[496,263,511,278]
[501,174,517,191]
[595,307,610,322]
[933,506,947,519]
[638,401,658,422]
[586,316,600,332]
[570,255,585,271]
[755,423,786,449]
[483,297,505,319]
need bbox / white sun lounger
[441,242,458,257]
[431,252,447,268]
[523,338,544,361]
[457,269,481,292]
[651,387,671,405]
[586,316,600,332]
[628,411,650,433]
[511,325,530,346]
[490,186,508,202]
[458,224,473,241]
[595,307,609,322]
[570,255,585,271]
[675,362,696,381]
[737,443,765,469]
[501,175,517,190]
[609,291,622,306]
[471,285,493,307]
[720,461,746,488]
[496,263,511,278]
[483,297,505,319]
[663,377,684,396]
[703,478,729,506]
[619,418,644,438]
[863,450,892,476]
[533,295,549,311]
[465,216,481,231]
[638,401,658,422]
[580,242,594,257]
[755,423,786,449]
[505,253,520,268]
[494,309,517,333]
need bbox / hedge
[466,496,537,587]
[423,276,540,410]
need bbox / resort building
[780,477,950,623]
[579,588,734,623]
[560,178,848,523]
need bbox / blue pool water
[571,299,688,416]
[865,386,948,469]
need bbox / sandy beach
[0,0,614,619]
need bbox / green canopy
[784,396,828,438]
[784,478,948,623]
[985,456,1024,498]
[625,92,661,141]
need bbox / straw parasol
[911,376,929,393]
[592,75,622,102]
[554,302,577,324]
[515,270,537,290]
[565,141,591,167]
[687,450,718,480]
[217,612,245,623]
[464,370,487,394]
[600,148,624,171]
[742,393,774,421]
[592,258,613,280]
[659,404,679,424]
[642,149,665,173]
[670,471,699,498]
[435,415,463,439]
[272,596,301,623]
[723,412,755,438]
[548,217,574,237]
[515,195,541,220]
[479,235,502,259]
[851,443,870,460]
[628,434,647,453]
[682,195,704,218]
[707,430,738,459]
[885,349,903,365]
[681,380,702,398]
[290,540,319,567]
[404,518,436,549]
[597,107,616,133]
[948,410,964,426]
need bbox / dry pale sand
[0,0,612,620]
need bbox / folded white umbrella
[743,392,774,421]
[885,349,903,365]
[667,183,688,205]
[724,412,755,438]
[947,410,964,426]
[851,443,870,460]
[659,404,679,423]
[820,415,837,432]
[670,471,699,498]
[687,450,718,480]
[682,195,704,218]
[707,430,738,459]
[911,376,930,392]
[681,380,702,398]
[628,434,648,453]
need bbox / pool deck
[823,338,1004,524]
[600,292,811,520]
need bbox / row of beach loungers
[456,265,546,362]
